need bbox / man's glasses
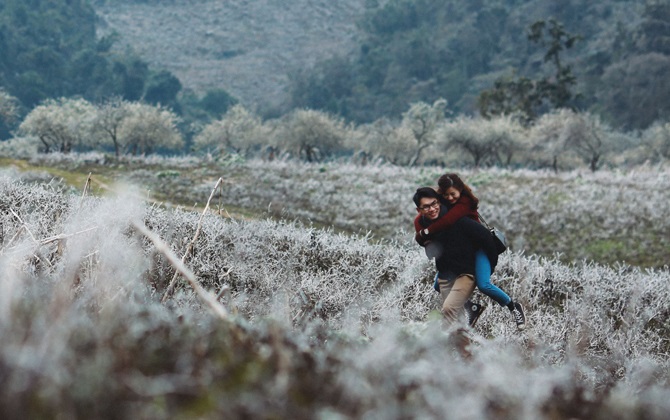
[418,200,439,211]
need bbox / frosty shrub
[0,136,40,159]
[193,104,265,157]
[0,176,668,418]
[117,102,184,155]
[274,109,348,162]
[18,97,98,153]
[187,159,420,238]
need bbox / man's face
[417,196,440,220]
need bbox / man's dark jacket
[418,206,499,281]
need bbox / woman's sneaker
[511,302,526,330]
[465,301,485,327]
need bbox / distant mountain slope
[95,0,366,114]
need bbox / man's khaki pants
[438,274,476,325]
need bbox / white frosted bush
[1,163,668,417]
[0,136,40,159]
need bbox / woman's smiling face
[443,186,461,205]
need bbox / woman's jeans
[475,249,511,306]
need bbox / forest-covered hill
[92,0,670,129]
[94,0,366,116]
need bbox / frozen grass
[0,175,668,419]
[24,155,668,268]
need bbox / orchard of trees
[6,95,670,172]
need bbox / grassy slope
[94,0,366,113]
[7,156,670,268]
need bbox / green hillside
[92,0,670,130]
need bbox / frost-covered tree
[0,88,19,124]
[349,118,415,165]
[193,104,263,157]
[437,114,523,167]
[93,97,131,158]
[18,97,97,153]
[641,121,670,162]
[561,111,609,172]
[117,102,183,155]
[275,109,347,162]
[529,110,575,171]
[401,99,447,166]
[529,109,609,171]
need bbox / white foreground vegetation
[0,173,668,419]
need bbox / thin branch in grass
[2,225,26,252]
[161,178,228,303]
[9,208,38,244]
[132,219,229,320]
[39,226,99,246]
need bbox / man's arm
[413,214,429,246]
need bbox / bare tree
[402,99,447,166]
[561,112,607,172]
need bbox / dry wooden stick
[132,220,228,320]
[79,172,92,206]
[161,177,225,303]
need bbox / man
[413,187,499,325]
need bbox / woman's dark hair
[437,173,479,209]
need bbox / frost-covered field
[29,154,668,267]
[0,168,668,419]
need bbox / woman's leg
[474,249,512,307]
